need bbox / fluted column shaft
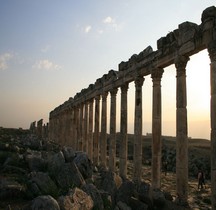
[151,68,164,189]
[120,83,129,178]
[93,95,100,165]
[133,76,144,182]
[101,92,108,168]
[208,41,216,210]
[175,55,189,204]
[88,99,94,160]
[109,88,118,171]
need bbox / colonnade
[49,6,216,209]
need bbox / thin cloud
[97,29,104,34]
[103,16,121,31]
[33,59,61,71]
[41,45,50,53]
[103,16,115,24]
[0,53,13,70]
[85,25,92,33]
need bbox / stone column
[175,55,189,205]
[61,110,66,145]
[69,108,74,146]
[57,114,61,144]
[48,116,52,141]
[88,99,94,161]
[109,88,118,171]
[37,119,43,139]
[65,109,70,146]
[208,41,216,210]
[119,83,129,178]
[79,103,84,151]
[71,107,75,148]
[65,109,71,146]
[55,116,58,143]
[93,95,100,165]
[76,105,81,150]
[83,102,89,153]
[30,121,36,134]
[65,109,69,145]
[151,68,164,189]
[73,106,79,150]
[133,76,144,182]
[101,92,108,168]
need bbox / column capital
[102,92,108,100]
[121,83,129,93]
[88,98,94,104]
[134,76,145,88]
[151,68,164,80]
[208,40,216,62]
[110,88,118,96]
[175,55,190,69]
[175,55,189,76]
[95,95,101,101]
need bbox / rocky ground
[0,128,212,210]
[1,163,211,210]
[126,162,211,210]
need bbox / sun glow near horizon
[115,49,211,140]
[161,49,211,139]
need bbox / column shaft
[151,68,163,189]
[88,99,94,161]
[71,108,75,148]
[84,102,89,153]
[76,106,81,150]
[175,55,189,204]
[120,83,129,178]
[93,96,100,165]
[79,104,84,151]
[133,76,144,182]
[101,92,108,168]
[109,88,118,171]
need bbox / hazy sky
[0,0,215,139]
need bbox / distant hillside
[112,133,211,179]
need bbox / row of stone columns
[49,45,216,207]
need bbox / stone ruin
[30,119,49,141]
[34,6,216,209]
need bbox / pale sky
[0,0,215,140]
